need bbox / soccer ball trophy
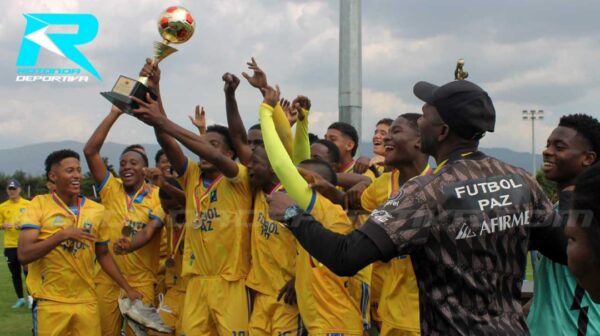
[100,6,196,113]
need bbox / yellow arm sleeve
[273,102,294,157]
[260,103,314,209]
[292,108,311,165]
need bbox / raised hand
[353,156,370,174]
[241,57,268,90]
[130,93,165,127]
[188,105,207,135]
[145,167,165,188]
[261,85,280,108]
[280,98,298,126]
[222,72,240,96]
[139,58,161,92]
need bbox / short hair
[313,139,341,165]
[399,113,422,130]
[299,159,338,186]
[207,124,237,160]
[376,118,394,127]
[559,114,600,162]
[328,122,359,156]
[121,145,149,167]
[249,124,261,131]
[45,149,80,176]
[154,149,165,164]
[308,133,319,144]
[158,178,182,200]
[573,162,600,262]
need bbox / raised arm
[223,72,252,165]
[131,93,239,178]
[259,86,312,209]
[83,106,122,183]
[292,96,311,165]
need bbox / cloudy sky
[1,0,599,155]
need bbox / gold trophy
[454,58,469,80]
[101,6,196,113]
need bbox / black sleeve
[286,213,396,276]
[529,191,571,265]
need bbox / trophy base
[100,75,154,115]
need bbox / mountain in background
[0,141,543,176]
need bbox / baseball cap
[413,80,496,140]
[7,179,21,189]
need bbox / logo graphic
[16,13,100,82]
[455,223,477,240]
[210,190,217,203]
[53,216,65,226]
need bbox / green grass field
[0,232,32,336]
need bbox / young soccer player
[84,107,166,336]
[18,150,141,336]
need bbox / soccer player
[18,149,141,336]
[131,61,252,335]
[0,179,31,308]
[326,122,372,178]
[223,72,301,334]
[527,114,600,334]
[346,113,430,335]
[567,161,600,303]
[353,118,393,175]
[260,86,369,335]
[84,107,166,336]
[270,79,570,335]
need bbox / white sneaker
[27,296,33,309]
[127,300,173,334]
[125,316,147,336]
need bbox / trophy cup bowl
[101,6,196,113]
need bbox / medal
[121,225,133,237]
[191,217,201,229]
[165,257,176,268]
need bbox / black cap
[413,80,496,140]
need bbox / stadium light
[522,109,544,175]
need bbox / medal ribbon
[123,183,147,227]
[51,192,82,228]
[193,174,224,219]
[267,182,283,197]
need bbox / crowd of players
[1,57,600,336]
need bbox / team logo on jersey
[209,190,217,203]
[19,207,26,214]
[16,13,100,82]
[53,216,65,226]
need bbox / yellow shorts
[159,289,186,335]
[181,276,249,335]
[33,300,101,336]
[96,282,155,336]
[370,261,388,323]
[248,291,303,336]
[380,323,420,336]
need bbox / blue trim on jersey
[148,213,164,227]
[176,157,189,177]
[96,171,111,192]
[306,190,317,214]
[32,299,38,336]
[21,224,40,230]
[361,281,371,330]
[95,240,110,246]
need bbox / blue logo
[16,13,100,80]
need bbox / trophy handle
[138,39,178,86]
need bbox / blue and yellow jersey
[246,187,296,296]
[0,197,30,248]
[21,194,109,303]
[177,158,252,281]
[95,173,165,287]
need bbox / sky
[1,0,599,154]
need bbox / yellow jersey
[164,215,188,292]
[246,187,296,296]
[0,197,30,248]
[362,169,426,331]
[21,194,109,303]
[95,173,166,287]
[296,192,366,334]
[177,158,252,281]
